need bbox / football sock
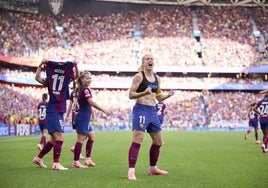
[86,140,94,158]
[74,142,82,161]
[53,140,63,163]
[38,141,53,158]
[255,131,258,141]
[41,135,46,145]
[128,142,140,168]
[128,168,135,173]
[150,166,157,171]
[149,144,161,166]
[263,136,268,148]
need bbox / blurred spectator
[0,7,266,68]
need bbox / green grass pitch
[0,131,267,188]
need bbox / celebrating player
[71,71,110,168]
[37,93,48,151]
[156,101,167,126]
[65,82,85,159]
[32,59,78,170]
[244,102,260,144]
[127,54,175,180]
[254,93,268,153]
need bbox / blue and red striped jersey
[45,61,76,113]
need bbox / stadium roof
[94,0,268,7]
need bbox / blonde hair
[76,70,90,87]
[137,65,144,72]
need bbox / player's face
[142,55,154,70]
[82,73,92,87]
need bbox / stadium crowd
[0,6,267,130]
[0,67,266,87]
[0,6,267,67]
[0,82,264,129]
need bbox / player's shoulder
[134,71,144,80]
[154,73,161,81]
[135,71,142,76]
[81,87,91,93]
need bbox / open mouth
[148,63,153,67]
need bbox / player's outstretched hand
[38,59,48,68]
[105,110,111,116]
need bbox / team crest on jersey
[49,0,64,15]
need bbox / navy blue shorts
[248,121,258,128]
[158,115,164,125]
[75,118,93,135]
[46,112,64,134]
[260,120,268,131]
[39,123,47,132]
[132,103,161,133]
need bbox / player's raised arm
[260,89,268,94]
[35,60,47,85]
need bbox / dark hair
[42,93,48,101]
